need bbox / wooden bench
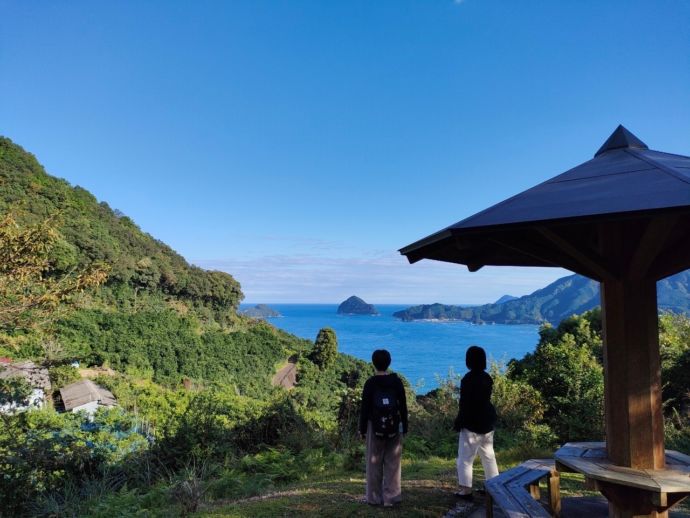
[485,459,561,517]
[554,442,690,515]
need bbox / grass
[196,457,477,517]
[190,448,690,517]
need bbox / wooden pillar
[601,277,665,469]
[601,277,666,518]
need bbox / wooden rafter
[537,226,616,281]
[628,215,678,279]
[486,234,601,280]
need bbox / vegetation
[309,327,338,370]
[509,310,604,442]
[0,136,243,327]
[0,212,107,335]
[48,364,81,389]
[0,136,688,516]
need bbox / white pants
[456,429,499,488]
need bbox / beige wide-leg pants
[456,428,499,488]
[365,421,402,505]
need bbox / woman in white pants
[453,345,499,499]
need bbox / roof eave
[400,206,690,263]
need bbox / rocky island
[242,304,281,319]
[337,296,379,315]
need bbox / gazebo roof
[399,126,690,493]
[400,126,690,280]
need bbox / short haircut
[466,345,487,371]
[372,349,392,371]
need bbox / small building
[0,360,52,413]
[60,379,117,415]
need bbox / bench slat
[487,479,536,518]
[510,471,549,487]
[486,460,555,518]
[666,450,690,467]
[505,485,551,518]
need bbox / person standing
[359,349,408,507]
[453,345,499,499]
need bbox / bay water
[243,304,541,394]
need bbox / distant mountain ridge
[394,272,690,325]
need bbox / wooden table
[554,442,690,515]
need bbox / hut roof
[60,379,116,411]
[0,361,51,392]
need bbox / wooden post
[601,276,666,518]
[548,470,561,517]
[601,277,665,470]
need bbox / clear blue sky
[2,1,689,303]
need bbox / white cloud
[193,251,570,304]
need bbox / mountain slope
[395,271,690,325]
[0,136,315,395]
[0,136,242,324]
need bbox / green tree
[510,310,604,441]
[48,364,81,389]
[310,328,338,370]
[0,212,108,335]
[659,312,690,413]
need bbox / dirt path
[271,357,297,389]
[79,367,116,378]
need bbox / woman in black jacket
[453,345,499,499]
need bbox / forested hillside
[395,271,690,325]
[0,136,242,325]
[0,136,312,394]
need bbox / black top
[454,369,496,434]
[359,373,408,435]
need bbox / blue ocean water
[242,304,540,393]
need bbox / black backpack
[371,382,400,439]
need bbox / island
[394,268,690,325]
[242,304,281,319]
[337,296,379,315]
[392,274,601,325]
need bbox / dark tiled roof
[60,379,116,411]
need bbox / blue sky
[2,1,689,303]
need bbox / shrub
[48,364,81,389]
[665,409,690,453]
[510,311,605,442]
[408,377,460,458]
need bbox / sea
[241,304,540,394]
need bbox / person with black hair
[453,345,499,499]
[359,349,408,507]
